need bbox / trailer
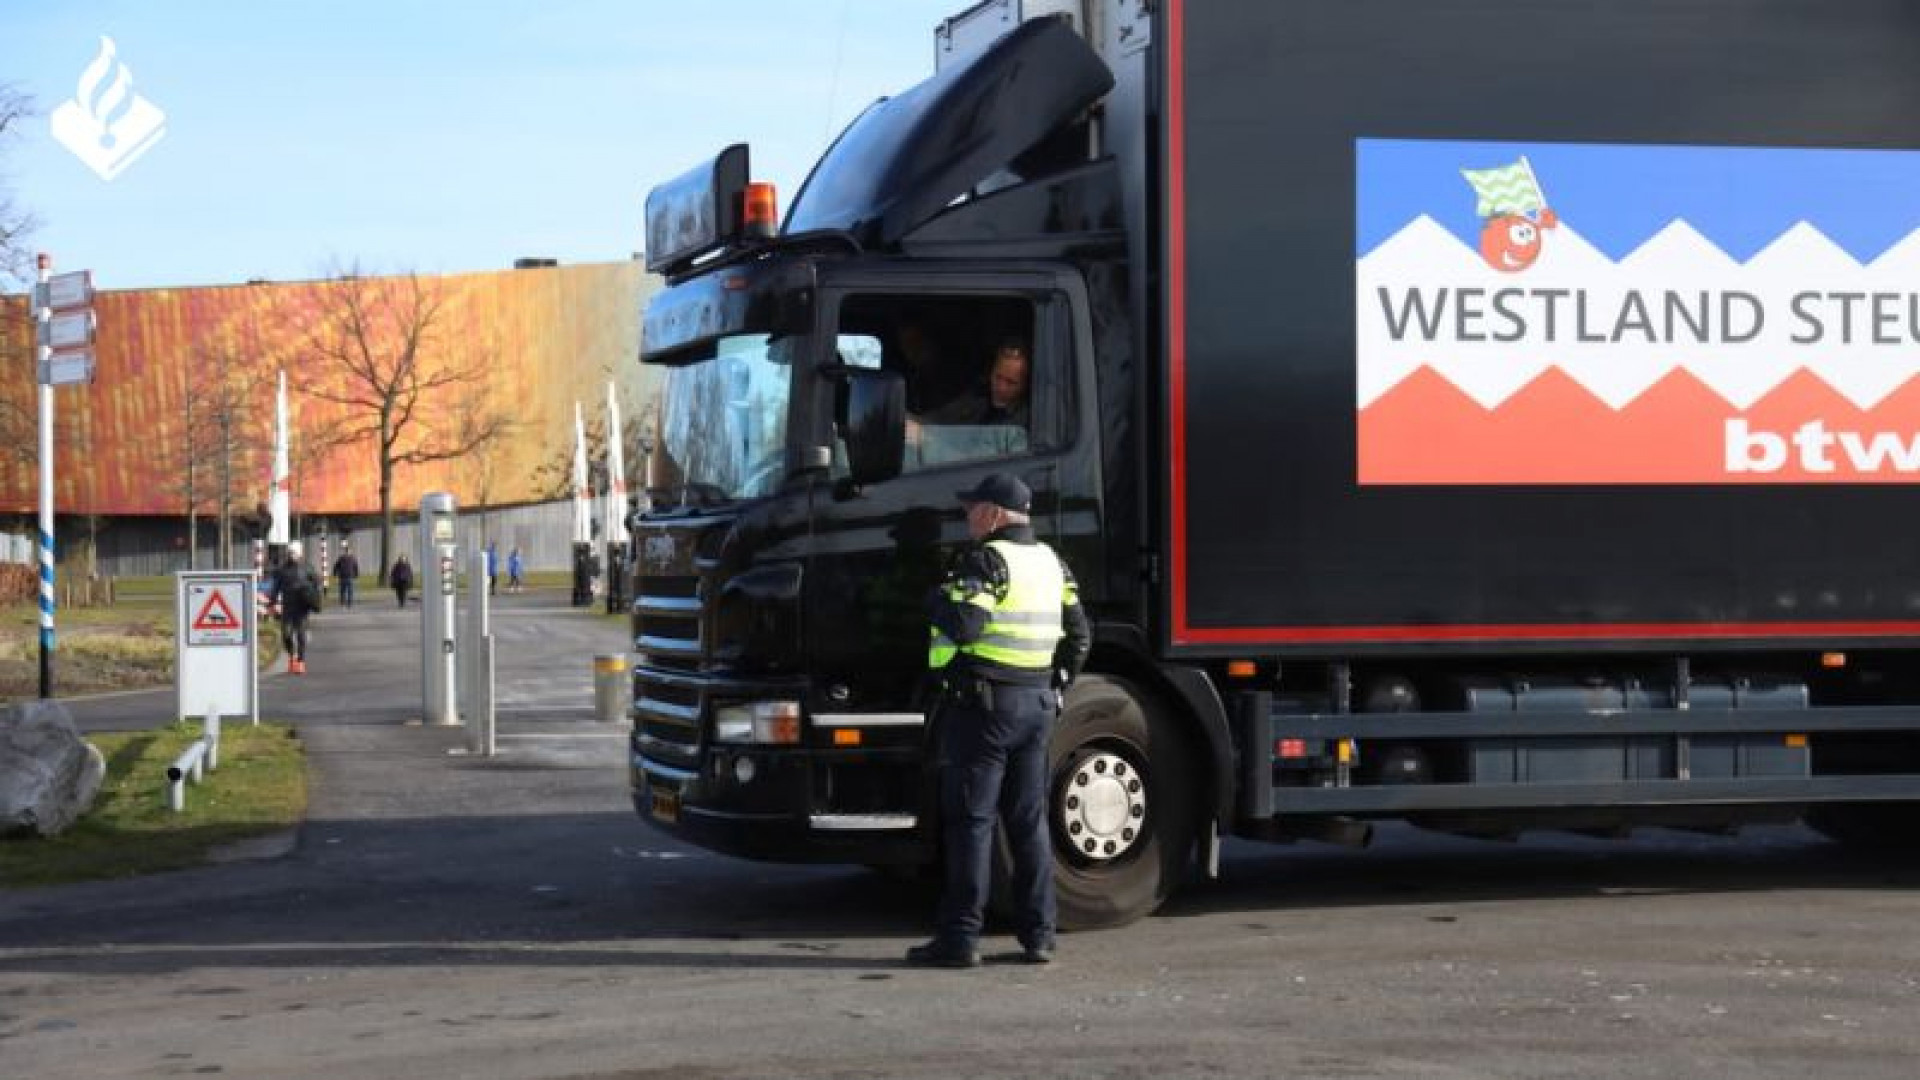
[629,0,1920,927]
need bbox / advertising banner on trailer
[1164,0,1920,651]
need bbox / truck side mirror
[841,367,906,486]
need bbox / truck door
[806,274,1101,711]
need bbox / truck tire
[1041,674,1197,929]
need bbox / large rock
[0,700,106,837]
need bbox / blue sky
[1,1,961,289]
[1358,138,1920,264]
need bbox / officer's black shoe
[905,939,980,969]
[1019,938,1056,965]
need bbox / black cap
[956,473,1031,513]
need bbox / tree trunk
[184,392,198,571]
[378,456,394,579]
[217,413,233,571]
[186,459,198,572]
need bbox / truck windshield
[652,333,798,503]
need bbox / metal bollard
[593,653,630,724]
[469,634,496,757]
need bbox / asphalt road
[5,593,1920,1079]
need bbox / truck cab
[628,13,1163,909]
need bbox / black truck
[629,0,1920,928]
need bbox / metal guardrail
[166,709,221,812]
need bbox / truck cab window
[835,294,1058,476]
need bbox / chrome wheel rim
[1058,750,1147,862]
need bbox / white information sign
[44,270,93,311]
[46,309,94,349]
[177,571,258,723]
[39,348,95,387]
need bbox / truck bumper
[630,737,932,866]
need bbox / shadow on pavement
[9,804,1920,979]
[1160,825,1920,919]
[0,943,909,976]
[0,807,938,974]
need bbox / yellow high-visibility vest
[929,540,1071,671]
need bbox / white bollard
[166,740,208,811]
[205,708,222,772]
[166,707,225,811]
[466,549,495,755]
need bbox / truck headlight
[713,701,802,745]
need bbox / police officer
[907,473,1091,969]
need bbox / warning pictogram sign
[194,591,238,630]
[186,582,246,646]
[176,571,257,725]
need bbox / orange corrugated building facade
[0,262,650,516]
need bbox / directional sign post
[43,269,92,310]
[37,264,96,389]
[177,571,259,725]
[40,349,95,387]
[28,256,97,697]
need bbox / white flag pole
[572,402,592,547]
[604,382,629,548]
[267,369,290,548]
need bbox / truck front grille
[634,572,706,767]
[635,574,701,673]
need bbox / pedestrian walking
[268,541,323,675]
[486,542,499,596]
[332,543,360,609]
[507,546,524,593]
[907,472,1090,969]
[389,554,414,608]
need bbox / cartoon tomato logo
[1478,208,1559,273]
[1461,157,1559,272]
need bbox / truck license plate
[650,785,680,823]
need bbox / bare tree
[0,304,34,464]
[460,376,522,551]
[286,266,510,575]
[0,85,37,458]
[531,405,605,503]
[529,358,658,506]
[164,375,212,570]
[156,328,275,568]
[287,419,353,542]
[0,85,38,288]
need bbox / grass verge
[0,721,307,888]
[0,576,278,701]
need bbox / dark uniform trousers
[935,681,1058,947]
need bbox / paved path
[8,591,1920,1079]
[61,587,620,732]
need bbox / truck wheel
[1044,674,1197,929]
